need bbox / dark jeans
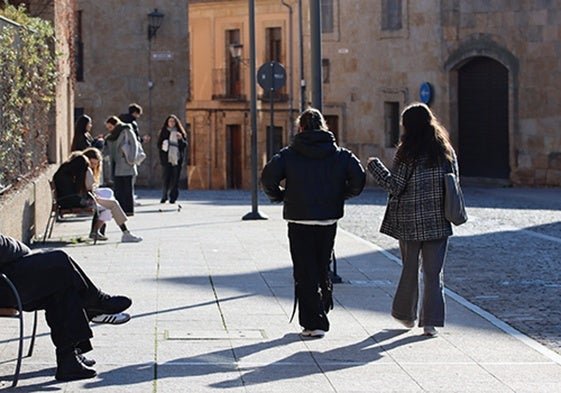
[288,222,337,332]
[113,175,134,214]
[1,250,99,353]
[161,162,181,202]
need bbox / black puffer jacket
[261,129,365,220]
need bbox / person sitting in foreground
[82,148,142,242]
[0,233,131,381]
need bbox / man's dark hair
[128,103,143,115]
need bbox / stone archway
[444,37,519,183]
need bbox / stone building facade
[344,0,561,186]
[75,0,190,187]
[187,0,561,188]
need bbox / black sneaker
[87,292,132,318]
[56,352,97,381]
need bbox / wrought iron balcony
[212,68,247,101]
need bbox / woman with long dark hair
[53,153,92,209]
[367,102,459,337]
[156,114,187,203]
[71,115,104,152]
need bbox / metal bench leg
[43,212,56,244]
[27,310,38,357]
[1,274,24,388]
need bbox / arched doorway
[458,56,509,179]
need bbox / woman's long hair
[60,153,90,194]
[71,114,93,151]
[82,147,102,185]
[396,102,453,166]
[159,114,187,138]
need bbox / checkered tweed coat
[368,151,458,241]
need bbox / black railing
[211,68,247,101]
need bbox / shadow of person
[81,329,427,389]
[0,367,60,392]
[210,329,427,388]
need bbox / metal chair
[0,274,37,388]
[43,180,99,244]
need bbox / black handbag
[443,169,468,226]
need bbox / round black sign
[257,61,287,92]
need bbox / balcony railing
[212,68,247,101]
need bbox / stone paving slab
[1,190,561,392]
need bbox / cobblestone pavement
[339,186,561,354]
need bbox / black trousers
[1,250,99,354]
[288,222,336,332]
[113,175,134,214]
[161,162,182,202]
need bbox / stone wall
[0,167,55,243]
[75,0,190,188]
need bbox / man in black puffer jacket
[261,108,365,338]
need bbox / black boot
[55,349,96,381]
[75,348,96,367]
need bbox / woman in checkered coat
[367,102,459,337]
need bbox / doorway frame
[444,37,519,184]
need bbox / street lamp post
[147,9,164,184]
[242,0,267,220]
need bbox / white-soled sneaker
[301,329,325,338]
[423,326,437,337]
[91,312,131,325]
[121,232,143,243]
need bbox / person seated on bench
[0,233,132,381]
[55,151,142,243]
[82,148,142,243]
[52,153,94,210]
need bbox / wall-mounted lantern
[147,9,164,41]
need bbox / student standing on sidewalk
[261,108,365,338]
[366,102,458,337]
[104,116,140,216]
[156,114,188,204]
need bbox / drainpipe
[309,0,322,111]
[298,0,305,113]
[280,0,294,140]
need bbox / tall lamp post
[243,0,267,220]
[147,9,164,180]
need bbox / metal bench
[0,273,37,388]
[42,180,99,244]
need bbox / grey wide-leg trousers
[391,237,448,327]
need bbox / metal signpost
[257,61,287,159]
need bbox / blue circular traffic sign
[419,82,432,104]
[257,61,287,92]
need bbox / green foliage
[0,2,58,188]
